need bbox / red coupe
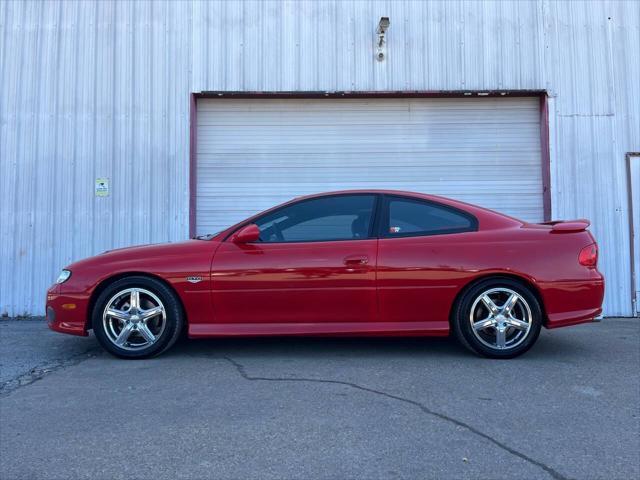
[46,190,604,359]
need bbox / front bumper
[46,284,89,336]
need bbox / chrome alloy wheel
[469,287,533,351]
[102,288,166,351]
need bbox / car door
[376,195,478,331]
[210,194,379,327]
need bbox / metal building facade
[1,0,639,316]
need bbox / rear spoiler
[539,219,590,233]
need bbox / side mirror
[233,224,261,244]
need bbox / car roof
[212,190,522,240]
[230,189,523,232]
[293,189,455,202]
[291,190,518,221]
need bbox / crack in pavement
[220,355,568,480]
[0,345,570,479]
[0,347,101,398]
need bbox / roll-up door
[196,97,543,235]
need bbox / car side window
[254,195,376,243]
[384,197,476,237]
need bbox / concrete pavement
[1,318,638,479]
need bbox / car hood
[65,239,218,272]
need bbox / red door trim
[188,90,552,236]
[626,152,640,316]
[540,94,552,221]
[189,93,198,238]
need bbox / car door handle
[344,255,369,266]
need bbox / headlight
[56,270,72,284]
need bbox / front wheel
[452,278,542,358]
[92,276,184,359]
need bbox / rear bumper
[545,307,602,329]
[46,284,89,336]
[540,274,605,329]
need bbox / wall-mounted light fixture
[375,17,390,61]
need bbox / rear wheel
[452,278,542,358]
[92,276,184,359]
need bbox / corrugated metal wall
[1,0,639,316]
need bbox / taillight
[578,243,598,267]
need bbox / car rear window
[384,197,476,237]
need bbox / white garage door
[196,97,543,235]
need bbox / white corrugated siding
[196,97,542,234]
[1,0,638,316]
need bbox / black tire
[452,277,542,359]
[92,276,184,359]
